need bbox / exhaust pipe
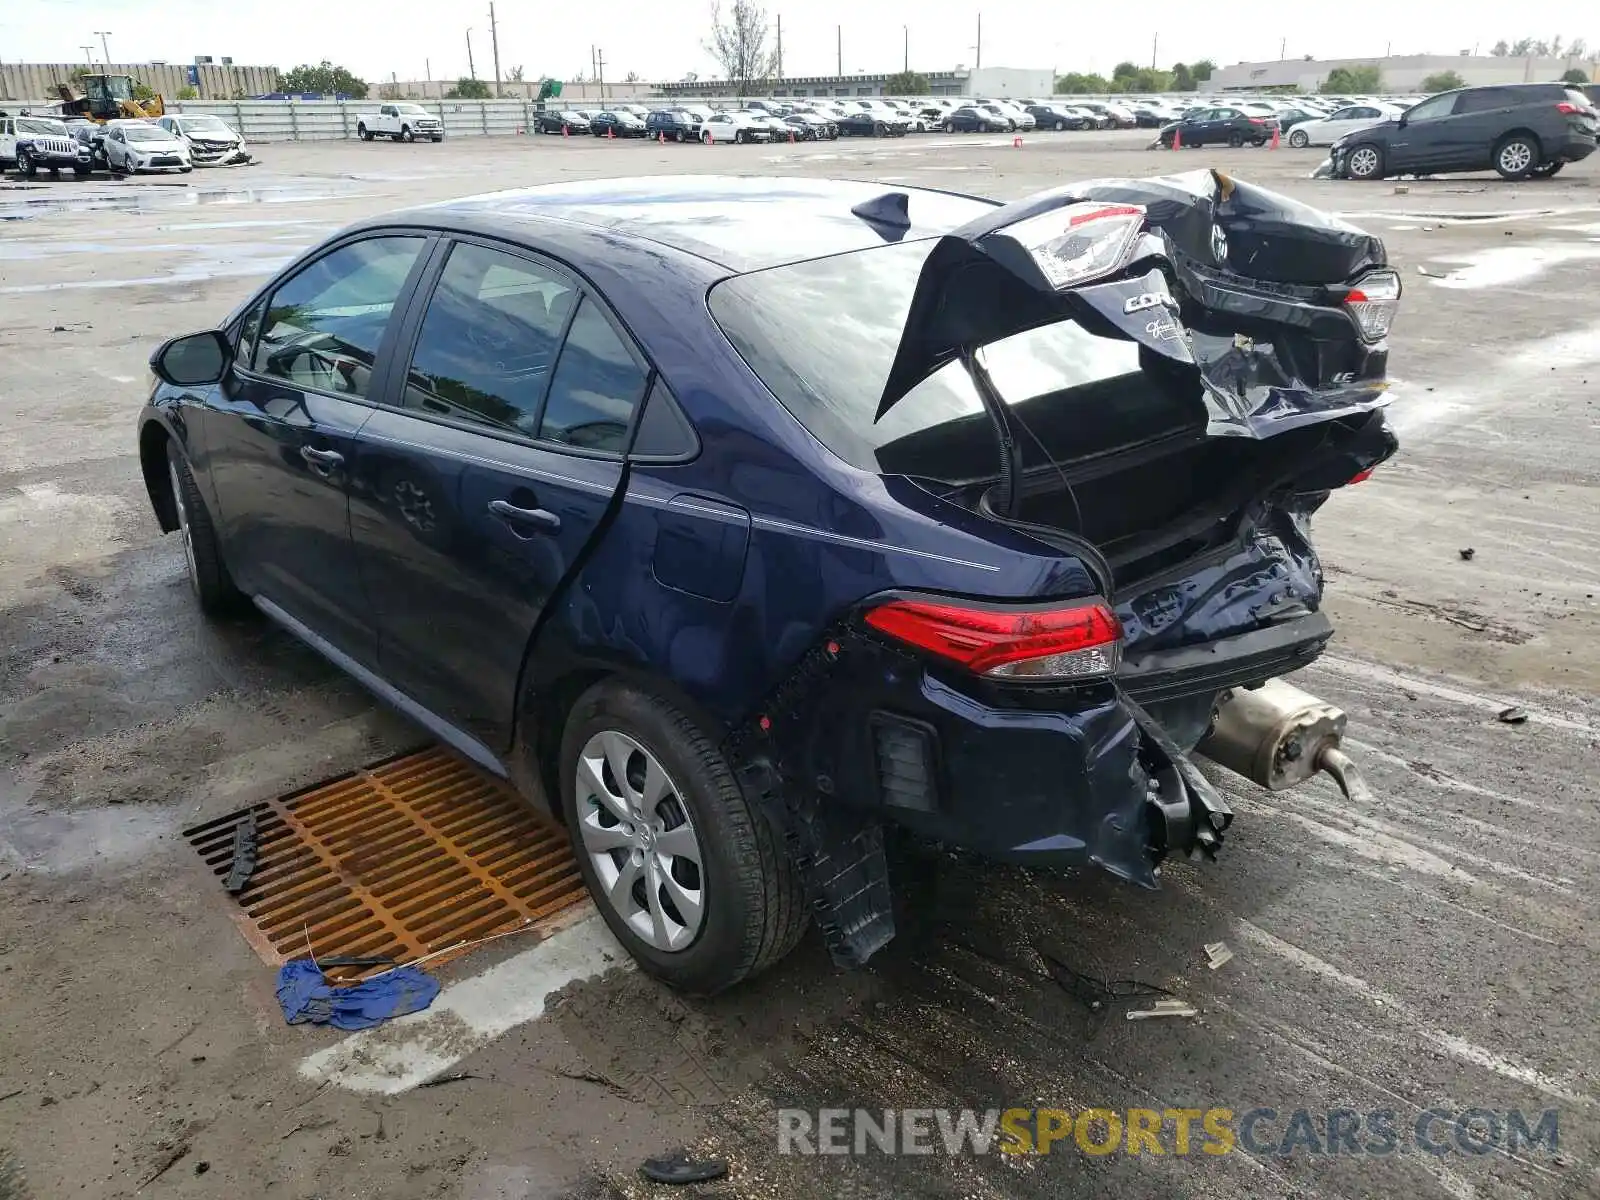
[1198,679,1367,802]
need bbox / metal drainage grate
[184,747,587,978]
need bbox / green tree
[704,0,778,95]
[1421,70,1465,92]
[507,64,525,82]
[177,85,199,100]
[1111,60,1140,81]
[132,81,155,102]
[1510,38,1538,56]
[445,77,492,99]
[1191,58,1216,82]
[279,60,369,99]
[1561,68,1591,84]
[1321,65,1383,93]
[1054,72,1109,94]
[1491,40,1510,56]
[1170,62,1195,91]
[884,70,931,94]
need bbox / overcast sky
[4,0,1597,83]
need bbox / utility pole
[1279,37,1286,60]
[975,14,982,70]
[488,2,502,97]
[466,28,476,79]
[904,26,909,72]
[81,45,95,66]
[1151,32,1158,71]
[426,57,431,82]
[776,15,782,79]
[95,31,112,65]
[836,26,842,76]
[596,48,606,100]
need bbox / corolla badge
[1211,223,1229,262]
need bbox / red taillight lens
[864,598,1123,680]
[1249,117,1265,124]
[1557,101,1583,114]
[1348,467,1374,484]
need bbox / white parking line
[298,911,624,1094]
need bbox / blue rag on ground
[275,960,441,1031]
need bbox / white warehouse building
[1208,54,1596,93]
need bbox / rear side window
[401,241,576,434]
[252,235,424,397]
[539,298,649,453]
[1456,89,1512,114]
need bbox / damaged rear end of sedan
[712,170,1399,968]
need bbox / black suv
[1330,83,1597,181]
[645,109,699,142]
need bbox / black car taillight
[1343,269,1401,342]
[864,597,1122,681]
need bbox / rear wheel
[166,443,243,615]
[358,124,372,141]
[874,121,887,136]
[1055,120,1066,131]
[734,129,746,144]
[1345,143,1384,180]
[560,682,807,995]
[1227,130,1245,147]
[73,164,91,177]
[1288,128,1310,148]
[1493,134,1538,180]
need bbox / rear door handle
[488,498,561,535]
[299,446,344,472]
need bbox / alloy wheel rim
[1501,143,1531,172]
[576,730,705,952]
[168,462,199,595]
[1351,148,1378,176]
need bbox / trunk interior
[881,360,1342,589]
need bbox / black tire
[560,681,808,994]
[734,129,746,144]
[1493,133,1539,181]
[1055,120,1066,131]
[873,121,886,136]
[358,125,373,141]
[400,125,414,143]
[432,135,443,143]
[1345,142,1385,180]
[1529,161,1564,179]
[73,165,91,177]
[1227,130,1245,147]
[17,148,36,178]
[1289,128,1310,149]
[166,442,243,616]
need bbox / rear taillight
[1249,117,1265,124]
[1556,101,1585,114]
[1004,201,1147,291]
[1344,269,1401,342]
[1347,467,1374,484]
[864,597,1123,680]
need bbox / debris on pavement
[417,1071,481,1089]
[275,960,440,1031]
[1126,998,1199,1021]
[1497,706,1529,725]
[222,810,258,895]
[1459,547,1476,560]
[1203,941,1234,970]
[640,1152,730,1185]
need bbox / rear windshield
[709,241,1153,476]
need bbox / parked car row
[1,110,254,178]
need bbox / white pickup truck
[355,103,444,143]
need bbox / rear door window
[538,298,650,453]
[251,235,425,398]
[401,241,577,433]
[1455,89,1510,114]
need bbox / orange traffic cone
[562,124,569,138]
[1172,126,1182,150]
[1269,126,1281,150]
[789,128,796,143]
[659,130,666,144]
[607,125,615,140]
[1013,135,1022,148]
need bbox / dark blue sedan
[138,174,1400,993]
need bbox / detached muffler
[1199,679,1366,801]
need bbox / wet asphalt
[0,130,1596,1199]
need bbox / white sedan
[104,119,192,173]
[1286,103,1404,148]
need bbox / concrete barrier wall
[172,100,548,142]
[0,63,279,104]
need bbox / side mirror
[151,329,230,387]
[1397,114,1408,128]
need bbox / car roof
[402,176,999,273]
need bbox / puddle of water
[0,794,173,875]
[1426,242,1600,288]
[0,242,295,293]
[0,183,360,223]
